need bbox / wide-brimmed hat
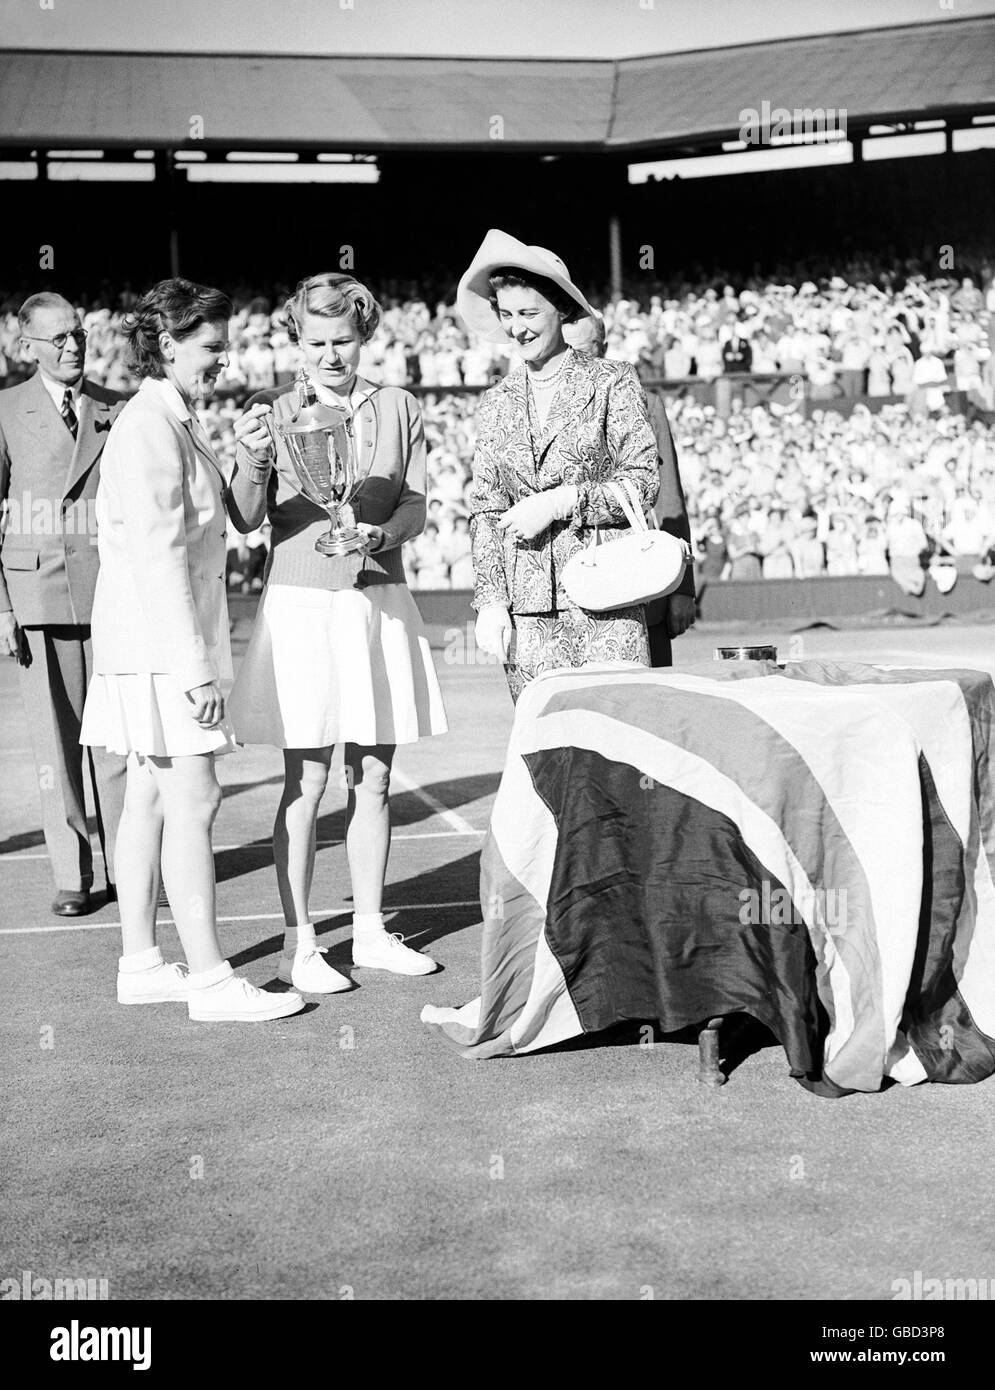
[456,228,598,346]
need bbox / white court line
[390,766,477,835]
[0,900,480,936]
[0,828,484,864]
[0,748,32,756]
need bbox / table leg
[697,1017,726,1088]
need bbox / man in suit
[0,292,127,915]
[642,390,696,667]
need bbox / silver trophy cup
[275,378,372,556]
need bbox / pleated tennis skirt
[228,582,449,749]
[80,673,237,758]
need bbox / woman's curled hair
[487,267,583,323]
[124,278,233,379]
[284,272,381,345]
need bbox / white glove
[475,604,512,662]
[496,485,579,542]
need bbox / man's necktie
[61,389,78,440]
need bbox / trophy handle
[263,407,280,457]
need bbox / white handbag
[561,478,692,612]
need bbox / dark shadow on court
[1,810,108,858]
[225,847,483,974]
[212,772,500,889]
[0,827,47,855]
[219,773,286,803]
[536,1013,779,1080]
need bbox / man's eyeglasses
[22,328,88,351]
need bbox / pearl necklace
[527,357,568,391]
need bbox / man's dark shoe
[105,884,118,905]
[51,890,93,917]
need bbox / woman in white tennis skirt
[227,273,448,993]
[81,278,303,1024]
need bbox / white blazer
[90,377,232,692]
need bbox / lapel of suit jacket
[20,371,76,470]
[139,378,227,494]
[64,381,117,496]
[180,407,227,493]
[535,349,597,468]
[499,369,539,492]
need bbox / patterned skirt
[505,604,649,703]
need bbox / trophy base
[315,529,366,557]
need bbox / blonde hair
[284,272,381,345]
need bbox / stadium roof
[1,16,993,155]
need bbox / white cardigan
[90,377,232,692]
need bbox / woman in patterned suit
[457,230,660,701]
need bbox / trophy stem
[315,503,365,556]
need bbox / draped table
[422,659,995,1097]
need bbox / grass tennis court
[2,618,994,1300]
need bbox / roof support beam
[153,149,181,277]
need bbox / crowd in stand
[207,386,995,599]
[3,256,995,594]
[4,258,993,397]
[671,397,995,595]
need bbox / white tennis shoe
[117,960,190,1005]
[188,971,305,1022]
[352,931,438,976]
[277,946,351,994]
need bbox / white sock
[284,924,317,955]
[187,961,233,991]
[352,912,386,942]
[118,945,163,973]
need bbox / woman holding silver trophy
[227,273,448,994]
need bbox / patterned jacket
[468,348,660,614]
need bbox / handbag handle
[605,478,659,532]
[576,478,656,568]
